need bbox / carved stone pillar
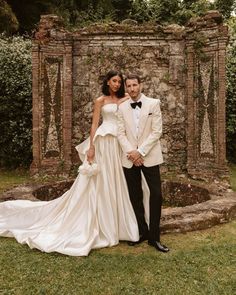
[186,12,229,179]
[31,16,73,174]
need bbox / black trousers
[123,164,162,241]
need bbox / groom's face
[125,79,141,101]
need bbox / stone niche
[31,11,229,182]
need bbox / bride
[0,70,140,256]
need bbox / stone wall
[31,12,229,180]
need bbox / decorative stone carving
[186,25,229,179]
[198,58,215,157]
[42,57,63,159]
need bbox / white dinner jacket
[117,94,163,168]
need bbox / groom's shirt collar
[130,93,143,103]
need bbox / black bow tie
[130,101,142,109]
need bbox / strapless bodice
[75,104,119,160]
[101,103,118,124]
[95,104,118,138]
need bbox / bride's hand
[87,146,95,164]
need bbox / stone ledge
[34,11,228,43]
[161,194,236,233]
[1,182,236,234]
[0,184,41,202]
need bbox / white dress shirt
[130,97,146,157]
[131,98,141,137]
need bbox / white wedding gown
[0,104,140,256]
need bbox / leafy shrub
[226,23,236,163]
[0,34,32,168]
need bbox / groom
[117,74,169,253]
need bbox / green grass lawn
[0,221,235,295]
[229,163,236,191]
[0,169,30,194]
[0,167,236,294]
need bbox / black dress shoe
[148,240,169,252]
[127,235,148,246]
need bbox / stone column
[186,11,229,180]
[31,43,41,174]
[30,15,73,174]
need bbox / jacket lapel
[138,95,149,138]
[124,99,137,137]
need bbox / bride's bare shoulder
[94,96,105,106]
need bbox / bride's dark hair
[102,70,125,98]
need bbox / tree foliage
[215,0,236,20]
[6,0,52,33]
[226,18,236,163]
[0,35,32,168]
[130,0,214,24]
[4,0,132,32]
[130,0,236,24]
[0,0,18,34]
[2,0,236,33]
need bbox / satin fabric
[0,104,140,256]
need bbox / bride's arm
[87,96,104,163]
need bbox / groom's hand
[127,150,143,166]
[133,157,144,166]
[127,150,140,161]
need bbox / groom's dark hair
[125,74,141,84]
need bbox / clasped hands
[127,150,144,166]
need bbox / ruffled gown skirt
[0,134,139,256]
